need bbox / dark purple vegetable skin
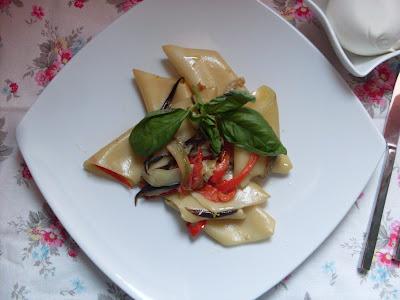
[185,207,238,219]
[161,77,183,110]
[135,184,180,206]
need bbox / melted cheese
[162,45,239,102]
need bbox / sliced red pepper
[186,220,207,237]
[189,147,203,190]
[216,153,259,193]
[209,150,230,185]
[218,189,237,202]
[95,165,133,188]
[199,184,219,201]
[199,184,236,202]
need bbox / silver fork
[358,73,400,273]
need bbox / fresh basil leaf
[204,90,255,115]
[130,108,189,157]
[219,107,286,156]
[188,104,204,122]
[199,115,222,155]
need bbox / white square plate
[17,1,385,299]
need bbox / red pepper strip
[209,150,230,185]
[199,184,236,202]
[199,184,218,201]
[95,165,133,188]
[189,147,203,190]
[218,189,237,202]
[186,220,207,237]
[190,155,213,163]
[216,153,259,193]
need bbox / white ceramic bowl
[305,0,400,77]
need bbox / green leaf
[199,115,222,155]
[204,90,255,115]
[219,107,286,156]
[130,108,189,157]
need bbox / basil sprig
[130,109,189,157]
[203,90,256,115]
[219,108,286,156]
[130,90,287,157]
[199,115,222,154]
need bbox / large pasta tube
[164,193,246,223]
[234,85,292,187]
[204,206,275,246]
[162,45,240,102]
[133,69,195,142]
[192,182,269,213]
[84,129,144,187]
[248,85,280,136]
[133,69,192,111]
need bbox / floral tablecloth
[1,1,399,299]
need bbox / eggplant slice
[135,184,180,205]
[185,207,238,219]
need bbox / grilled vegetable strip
[144,155,172,174]
[166,140,191,189]
[161,77,183,110]
[185,207,238,219]
[208,150,230,184]
[142,168,181,187]
[198,184,236,202]
[135,184,179,205]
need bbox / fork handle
[358,144,397,273]
[395,234,400,261]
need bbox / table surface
[1,1,399,299]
